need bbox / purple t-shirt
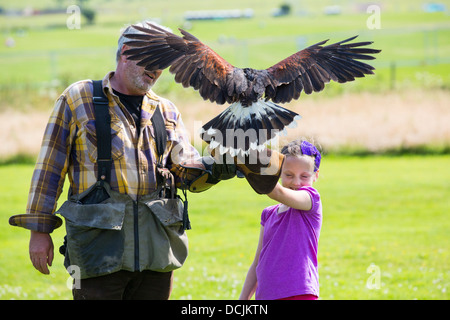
[255,186,322,300]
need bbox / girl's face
[280,155,319,190]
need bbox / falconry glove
[171,155,238,193]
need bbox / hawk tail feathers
[200,100,301,159]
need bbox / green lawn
[0,0,448,300]
[1,155,448,299]
[1,2,449,109]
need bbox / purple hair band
[300,141,321,172]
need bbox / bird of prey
[123,23,380,157]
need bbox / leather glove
[204,154,237,184]
[209,148,284,194]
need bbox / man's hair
[116,21,172,64]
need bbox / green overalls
[58,180,187,279]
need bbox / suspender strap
[91,80,168,188]
[151,104,190,229]
[151,105,167,166]
[91,80,189,229]
[92,80,112,183]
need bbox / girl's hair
[281,139,322,172]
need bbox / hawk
[123,23,380,157]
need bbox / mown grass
[1,3,449,110]
[0,0,448,300]
[1,155,448,299]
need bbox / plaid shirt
[25,72,201,227]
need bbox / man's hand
[29,231,54,275]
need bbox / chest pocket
[147,118,178,159]
[164,120,178,143]
[84,119,125,162]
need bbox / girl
[239,139,322,300]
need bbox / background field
[1,0,449,159]
[0,0,449,300]
[1,156,449,299]
[1,1,450,93]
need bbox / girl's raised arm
[267,183,313,211]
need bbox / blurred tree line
[55,0,96,24]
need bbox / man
[22,21,235,299]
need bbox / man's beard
[126,63,155,93]
[131,75,153,93]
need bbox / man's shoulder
[148,90,180,118]
[61,79,93,97]
[148,91,175,106]
[56,80,96,119]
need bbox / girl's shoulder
[263,203,280,211]
[297,186,322,216]
[262,204,281,215]
[261,204,280,225]
[299,186,321,200]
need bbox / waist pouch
[56,181,188,279]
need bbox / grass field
[1,87,449,161]
[1,1,449,158]
[0,0,449,301]
[1,0,449,108]
[1,155,449,299]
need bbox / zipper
[114,92,143,272]
[133,199,139,271]
[133,129,142,272]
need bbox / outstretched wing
[265,36,381,103]
[123,23,245,104]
